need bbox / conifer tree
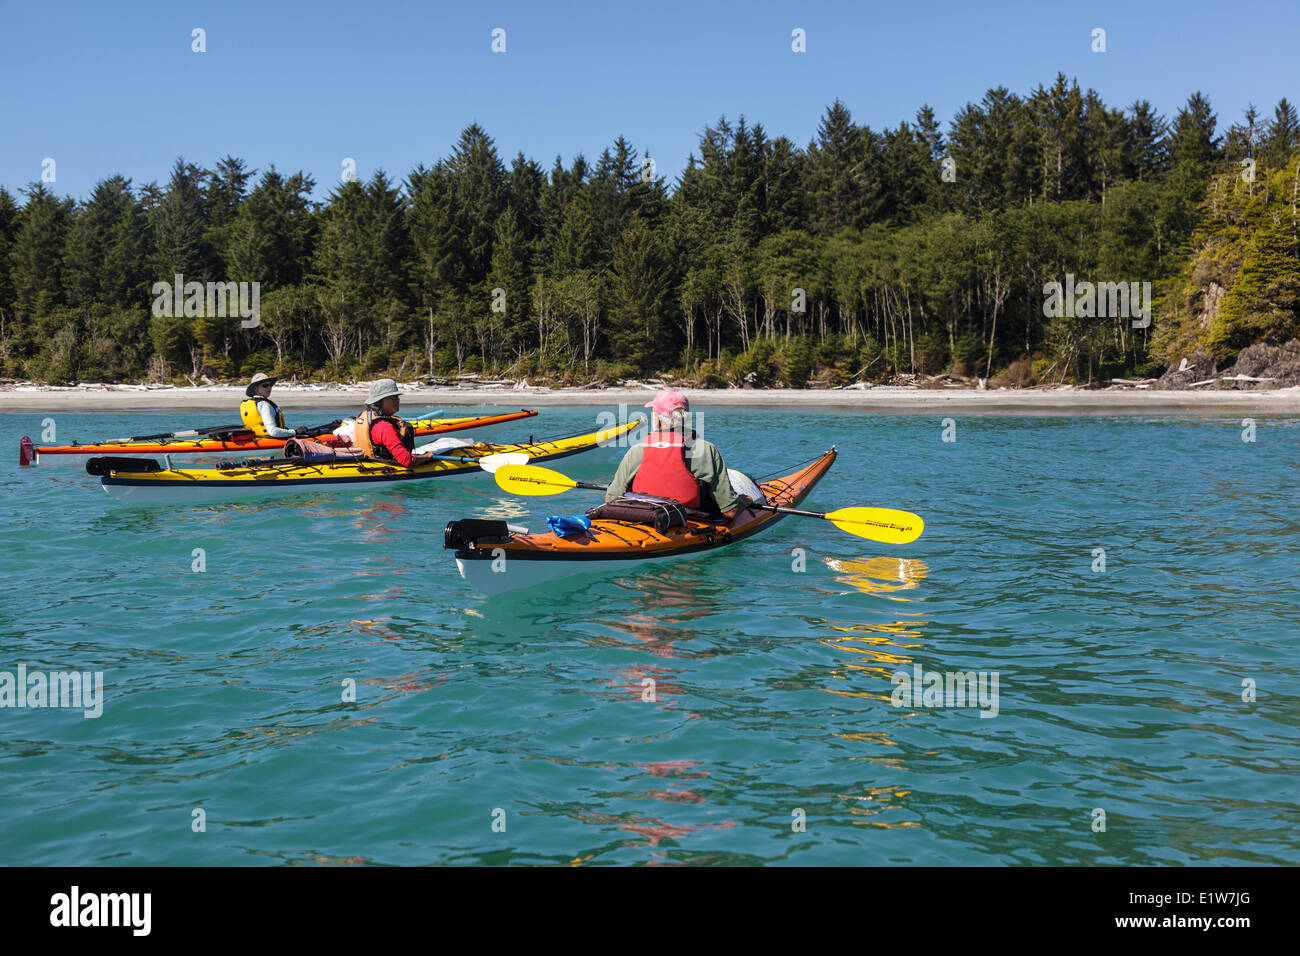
[1264,98,1300,169]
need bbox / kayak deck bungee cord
[18,409,539,465]
[445,447,839,595]
[92,418,641,504]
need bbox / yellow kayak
[96,419,643,504]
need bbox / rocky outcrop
[1156,349,1219,389]
[1225,340,1300,385]
[1155,339,1300,389]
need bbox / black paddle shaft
[754,503,826,519]
[125,423,246,441]
[301,420,344,435]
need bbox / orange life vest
[631,431,702,508]
[352,409,414,462]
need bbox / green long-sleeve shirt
[605,437,740,512]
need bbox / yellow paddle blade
[824,507,924,544]
[494,463,579,496]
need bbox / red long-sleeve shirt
[370,419,414,466]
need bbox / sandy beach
[1,381,1298,415]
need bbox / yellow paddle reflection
[819,559,933,829]
[843,785,922,828]
[824,556,929,597]
[820,557,931,702]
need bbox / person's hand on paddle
[724,494,755,520]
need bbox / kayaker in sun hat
[604,388,749,519]
[239,372,297,439]
[351,378,434,467]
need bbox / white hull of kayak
[456,547,709,596]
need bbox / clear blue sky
[3,0,1296,203]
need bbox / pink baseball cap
[645,389,689,416]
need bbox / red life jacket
[632,431,702,508]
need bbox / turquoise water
[1,406,1297,866]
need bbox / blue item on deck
[546,515,592,537]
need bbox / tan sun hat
[246,372,278,397]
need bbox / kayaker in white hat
[351,379,435,467]
[605,389,747,519]
[240,373,297,439]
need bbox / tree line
[0,73,1296,387]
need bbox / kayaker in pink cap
[604,389,747,519]
[645,388,690,418]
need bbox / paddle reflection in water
[810,557,932,831]
[839,784,920,829]
[824,555,929,597]
[819,556,930,702]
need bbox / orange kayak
[445,448,837,594]
[19,409,538,465]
